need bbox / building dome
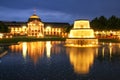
[28,14,41,22]
[30,14,40,18]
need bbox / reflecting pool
[0,41,120,80]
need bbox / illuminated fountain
[66,20,98,47]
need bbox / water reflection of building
[67,48,95,74]
[98,43,117,60]
[46,41,52,58]
[45,41,65,58]
[27,42,45,64]
[9,41,64,64]
[9,42,45,64]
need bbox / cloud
[0,0,120,23]
[0,7,76,23]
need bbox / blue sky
[0,0,120,23]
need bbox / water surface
[0,41,120,80]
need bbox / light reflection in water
[102,47,105,57]
[27,42,45,64]
[22,42,27,59]
[46,41,52,58]
[8,41,120,75]
[101,43,114,59]
[9,41,63,64]
[9,42,45,64]
[109,47,112,58]
[67,48,96,74]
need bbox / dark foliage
[90,15,120,30]
[0,21,10,33]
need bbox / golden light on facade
[27,20,44,37]
[96,31,99,34]
[30,14,40,18]
[102,31,105,34]
[46,26,51,31]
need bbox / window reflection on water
[9,41,63,64]
[8,42,120,75]
[10,42,45,64]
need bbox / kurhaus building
[2,13,70,38]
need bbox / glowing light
[102,47,105,57]
[30,14,39,18]
[102,31,105,34]
[0,33,3,38]
[68,48,95,74]
[109,47,112,58]
[46,41,52,58]
[73,20,90,28]
[109,43,112,46]
[46,26,51,31]
[66,20,98,47]
[69,29,95,38]
[22,26,26,28]
[96,31,99,34]
[22,42,27,59]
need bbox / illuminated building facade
[27,14,44,37]
[94,30,120,39]
[1,13,70,37]
[44,22,68,37]
[3,21,27,36]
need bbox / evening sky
[0,0,120,23]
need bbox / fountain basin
[66,38,98,47]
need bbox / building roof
[75,19,89,21]
[30,14,40,19]
[1,21,70,28]
[28,14,41,22]
[2,21,27,27]
[44,22,70,28]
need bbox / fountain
[66,19,98,47]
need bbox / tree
[107,15,120,30]
[91,17,101,30]
[98,16,107,29]
[0,21,9,33]
[65,24,73,33]
[91,15,120,30]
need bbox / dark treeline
[0,21,9,33]
[90,15,120,30]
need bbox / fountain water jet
[66,20,98,47]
